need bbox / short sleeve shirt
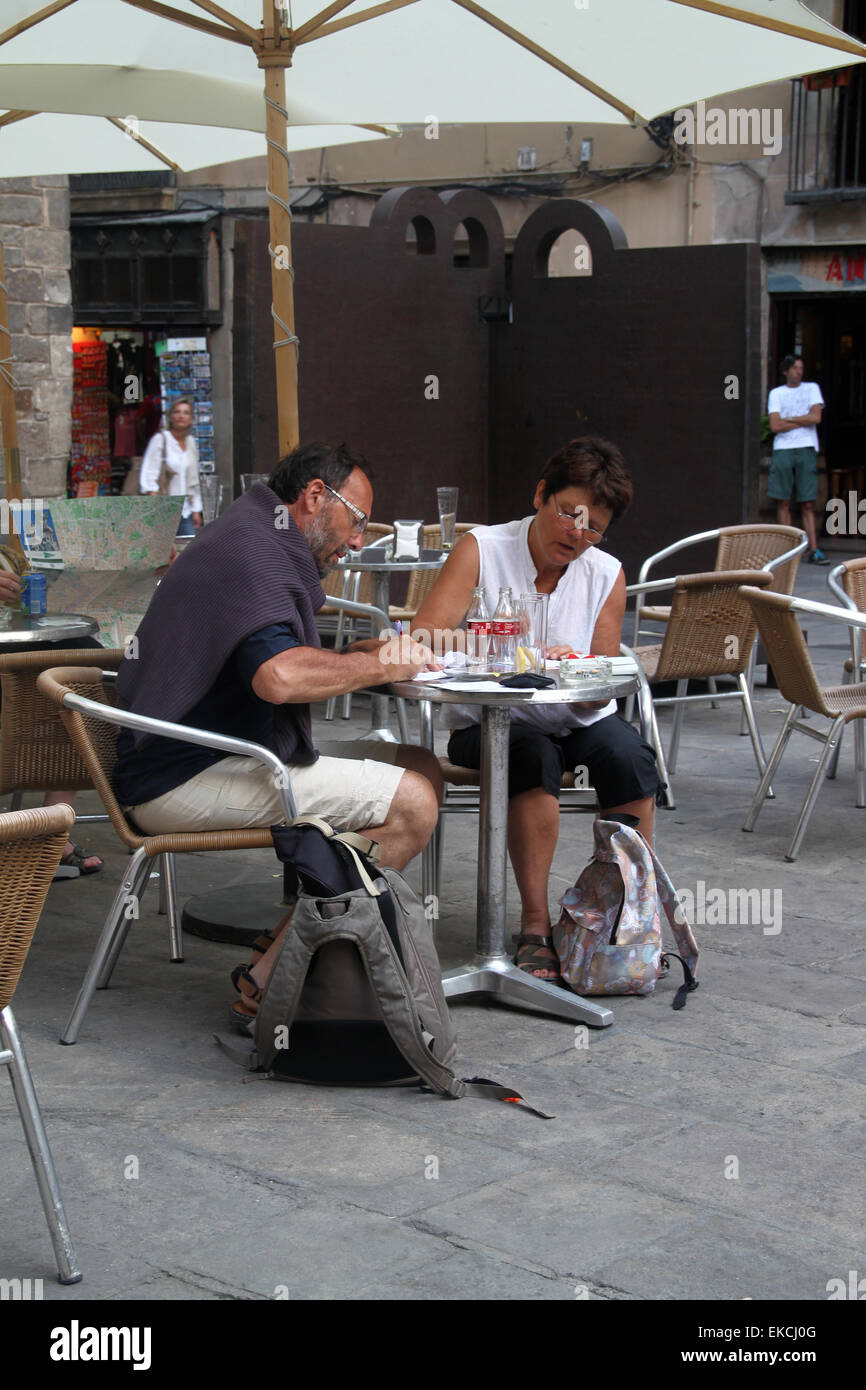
[768,382,824,451]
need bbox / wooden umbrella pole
[260,2,299,457]
[0,236,25,559]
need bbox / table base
[182,883,294,947]
[442,956,614,1027]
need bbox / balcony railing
[786,70,866,203]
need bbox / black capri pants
[447,713,663,809]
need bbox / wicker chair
[632,525,807,641]
[0,802,82,1283]
[0,647,181,951]
[628,525,807,733]
[36,665,298,1045]
[0,647,123,811]
[740,586,866,860]
[826,559,866,781]
[623,569,774,808]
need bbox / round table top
[337,547,447,573]
[0,613,99,645]
[389,671,638,706]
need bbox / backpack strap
[286,815,386,896]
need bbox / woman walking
[139,396,203,537]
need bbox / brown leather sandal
[512,933,561,982]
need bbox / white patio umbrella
[2,0,864,457]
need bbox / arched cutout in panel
[405,215,436,255]
[453,217,489,268]
[545,229,593,278]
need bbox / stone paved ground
[2,550,864,1300]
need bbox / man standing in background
[768,354,828,565]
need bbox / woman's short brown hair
[539,436,633,522]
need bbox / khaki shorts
[128,741,404,835]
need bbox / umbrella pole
[262,2,299,457]
[0,235,25,557]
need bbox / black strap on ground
[661,952,700,1010]
[421,1075,554,1119]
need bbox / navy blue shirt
[112,623,301,806]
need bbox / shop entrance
[69,326,214,497]
[770,294,866,502]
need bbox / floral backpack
[556,817,699,1009]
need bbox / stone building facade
[0,175,72,499]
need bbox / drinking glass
[240,472,269,493]
[517,592,548,674]
[200,475,225,525]
[436,487,459,551]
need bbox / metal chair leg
[1,1006,82,1283]
[739,644,757,733]
[10,791,23,811]
[395,697,410,745]
[96,853,153,990]
[738,673,771,792]
[643,684,675,809]
[667,680,688,773]
[855,717,866,808]
[707,676,720,711]
[62,848,150,1043]
[785,717,844,861]
[162,852,183,962]
[743,702,797,832]
[827,668,852,780]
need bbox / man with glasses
[412,436,661,984]
[114,442,442,1027]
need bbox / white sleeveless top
[442,515,622,735]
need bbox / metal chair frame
[37,667,438,1041]
[623,569,777,809]
[826,559,866,779]
[740,590,866,861]
[628,526,808,733]
[0,802,81,1283]
[37,668,297,1044]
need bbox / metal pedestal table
[391,672,641,1027]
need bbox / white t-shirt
[139,430,202,517]
[768,382,824,451]
[442,515,622,736]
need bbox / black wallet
[498,673,556,689]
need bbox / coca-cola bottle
[465,586,491,672]
[491,586,517,674]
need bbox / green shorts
[768,446,819,503]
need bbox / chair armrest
[635,529,721,586]
[787,593,866,632]
[765,535,809,572]
[626,576,680,598]
[325,596,390,634]
[58,691,297,820]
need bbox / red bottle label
[492,619,518,636]
[467,619,491,634]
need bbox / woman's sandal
[512,933,561,983]
[53,845,104,881]
[230,965,263,1031]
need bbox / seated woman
[411,436,662,983]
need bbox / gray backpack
[217,817,551,1115]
